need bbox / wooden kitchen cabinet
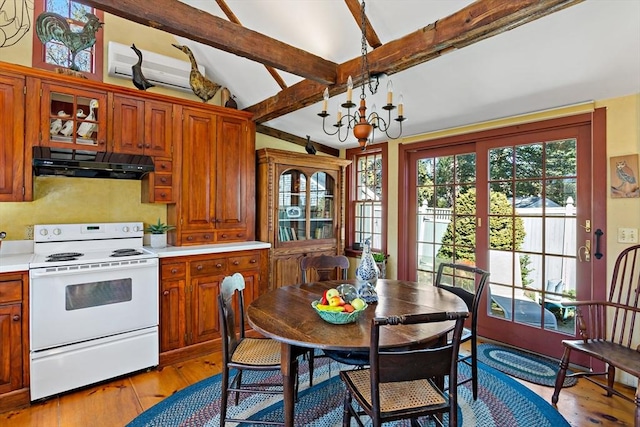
[158,249,266,366]
[110,94,176,203]
[0,272,28,409]
[37,81,107,150]
[168,107,255,246]
[0,72,25,202]
[257,148,350,289]
[110,94,173,157]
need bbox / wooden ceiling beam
[79,0,337,85]
[255,125,339,157]
[344,0,382,49]
[246,0,583,123]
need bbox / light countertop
[148,241,271,258]
[0,241,271,273]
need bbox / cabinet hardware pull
[161,163,167,169]
[204,234,211,239]
[216,263,222,268]
[171,268,178,274]
[233,261,239,265]
[160,177,167,183]
[137,143,143,148]
[250,259,256,263]
[197,265,203,270]
[187,236,194,241]
[221,234,228,238]
[160,193,167,198]
[13,315,20,321]
[163,290,169,296]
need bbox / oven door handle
[30,259,158,278]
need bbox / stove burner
[110,248,144,257]
[46,256,81,262]
[47,252,84,260]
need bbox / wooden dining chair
[552,244,640,425]
[340,311,469,427]
[300,253,349,282]
[435,262,490,400]
[218,273,302,426]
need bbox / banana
[316,304,345,312]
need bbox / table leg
[281,343,296,427]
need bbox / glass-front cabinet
[278,169,336,243]
[40,83,107,149]
[257,148,351,289]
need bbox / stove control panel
[34,222,145,242]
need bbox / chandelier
[318,0,405,150]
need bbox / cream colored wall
[0,177,165,239]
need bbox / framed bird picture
[610,154,639,198]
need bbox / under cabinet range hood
[33,147,154,180]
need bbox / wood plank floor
[0,343,635,426]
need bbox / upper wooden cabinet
[256,148,350,289]
[110,94,173,157]
[38,81,108,150]
[0,72,25,202]
[169,107,255,246]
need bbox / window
[345,144,388,255]
[32,0,104,80]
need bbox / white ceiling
[175,0,640,150]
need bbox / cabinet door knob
[160,163,168,169]
[233,261,239,265]
[216,263,223,269]
[171,268,178,274]
[237,233,244,237]
[250,259,257,264]
[145,144,150,148]
[137,143,143,148]
[197,264,203,270]
[187,236,194,241]
[204,234,211,240]
[13,315,20,321]
[162,290,169,296]
[160,177,168,183]
[221,234,228,238]
[160,192,167,198]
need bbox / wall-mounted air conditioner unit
[107,41,205,92]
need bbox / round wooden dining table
[246,279,468,427]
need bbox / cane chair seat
[230,338,282,366]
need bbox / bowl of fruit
[312,287,368,324]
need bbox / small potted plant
[372,252,388,279]
[145,218,175,249]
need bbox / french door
[400,113,606,362]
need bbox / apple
[343,303,355,313]
[351,297,366,311]
[325,288,340,299]
[328,296,345,307]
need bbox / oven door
[29,258,159,351]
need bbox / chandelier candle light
[318,0,405,150]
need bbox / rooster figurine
[172,43,220,103]
[130,44,155,90]
[35,12,103,71]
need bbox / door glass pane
[278,170,306,242]
[488,139,577,335]
[416,152,477,285]
[310,172,334,240]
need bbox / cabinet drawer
[0,280,22,304]
[161,262,186,278]
[154,172,173,187]
[217,230,248,242]
[182,232,216,245]
[228,253,260,271]
[155,158,173,172]
[190,258,227,276]
[153,187,174,202]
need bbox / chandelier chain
[360,1,378,97]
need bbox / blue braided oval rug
[477,343,578,388]
[126,356,570,427]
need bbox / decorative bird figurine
[130,44,155,90]
[77,99,99,138]
[172,43,220,103]
[35,12,103,71]
[305,135,317,155]
[225,95,238,109]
